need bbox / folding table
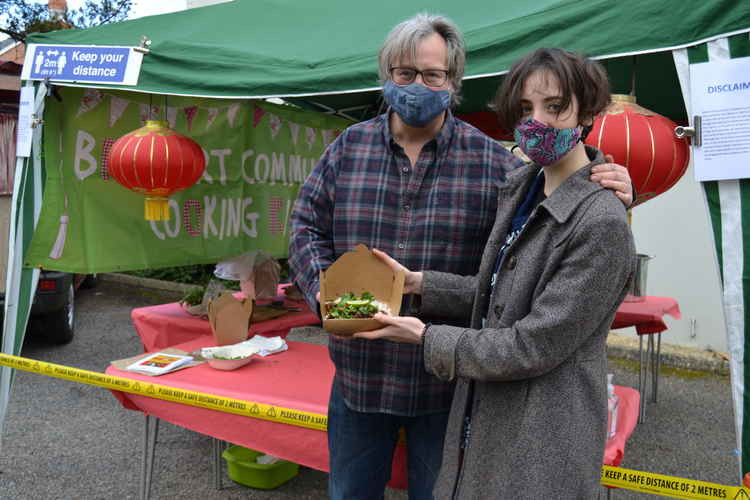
[106,338,410,498]
[108,337,641,498]
[611,296,681,422]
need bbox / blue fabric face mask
[383,80,452,127]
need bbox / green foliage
[128,258,289,288]
[210,353,249,360]
[278,258,289,281]
[180,287,205,306]
[66,0,132,29]
[127,264,217,286]
[0,0,132,42]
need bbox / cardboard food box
[207,293,254,345]
[320,244,405,336]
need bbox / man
[288,13,633,500]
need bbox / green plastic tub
[222,445,299,489]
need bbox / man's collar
[383,108,455,155]
[434,110,456,155]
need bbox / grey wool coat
[420,148,635,500]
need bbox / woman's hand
[589,155,634,207]
[352,313,425,344]
[372,249,423,295]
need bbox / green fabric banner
[24,88,352,273]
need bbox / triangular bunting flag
[139,103,150,124]
[76,88,103,117]
[269,114,282,139]
[227,102,241,128]
[324,129,343,147]
[108,97,129,128]
[288,122,300,145]
[183,106,198,131]
[305,126,317,150]
[253,105,266,127]
[166,107,178,129]
[139,104,161,124]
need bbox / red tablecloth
[604,386,640,467]
[613,296,681,335]
[116,288,652,488]
[108,336,633,489]
[134,290,678,352]
[132,285,320,352]
[109,338,332,471]
[107,337,408,488]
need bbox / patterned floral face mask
[513,118,582,166]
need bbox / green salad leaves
[325,291,386,319]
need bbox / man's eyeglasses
[390,67,449,87]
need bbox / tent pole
[673,40,744,484]
[0,80,46,453]
[301,100,360,122]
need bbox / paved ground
[0,280,739,499]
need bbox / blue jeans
[327,380,450,500]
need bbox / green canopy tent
[3,0,750,482]
[15,0,750,120]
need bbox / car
[0,271,95,345]
[1,191,87,344]
[1,193,96,344]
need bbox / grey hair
[378,13,466,105]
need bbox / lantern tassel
[49,214,69,260]
[50,160,70,259]
[145,198,170,221]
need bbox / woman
[355,48,635,499]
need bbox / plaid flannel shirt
[288,110,523,416]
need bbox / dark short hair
[492,48,611,131]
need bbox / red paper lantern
[585,94,690,205]
[457,111,513,141]
[107,120,206,220]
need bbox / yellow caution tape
[602,466,750,499]
[2,353,747,498]
[0,353,328,432]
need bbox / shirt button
[398,243,405,249]
[505,256,517,270]
[494,304,504,317]
[403,204,410,210]
[402,167,409,173]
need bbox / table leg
[140,415,159,500]
[648,335,656,406]
[653,333,662,403]
[212,438,224,490]
[638,335,646,423]
[140,415,148,500]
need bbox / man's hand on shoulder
[590,154,634,207]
